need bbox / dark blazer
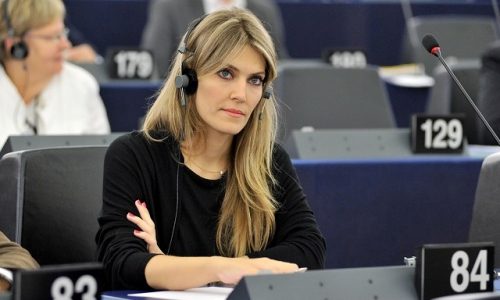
[478,40,500,145]
[140,0,288,76]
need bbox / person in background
[0,231,38,292]
[478,40,500,145]
[0,0,110,147]
[141,0,288,77]
[97,8,325,291]
[65,17,101,64]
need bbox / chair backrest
[469,151,500,264]
[0,146,107,265]
[274,61,395,143]
[0,133,122,158]
[426,59,481,144]
[405,15,498,74]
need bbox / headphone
[2,0,29,59]
[174,15,272,106]
[174,16,205,105]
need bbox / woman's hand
[127,200,164,254]
[66,44,98,63]
[212,256,299,285]
[144,255,300,290]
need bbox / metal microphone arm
[435,51,500,146]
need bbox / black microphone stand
[433,49,500,146]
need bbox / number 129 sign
[411,114,465,154]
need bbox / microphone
[421,34,500,146]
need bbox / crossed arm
[126,200,299,290]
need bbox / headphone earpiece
[175,74,189,89]
[262,86,273,99]
[175,67,198,95]
[10,40,28,59]
[175,15,207,106]
[2,0,28,60]
[258,86,273,121]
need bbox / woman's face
[194,45,266,138]
[23,18,70,76]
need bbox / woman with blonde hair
[96,8,325,291]
[0,0,110,147]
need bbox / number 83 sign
[415,242,495,300]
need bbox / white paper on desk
[129,287,233,300]
[382,74,435,88]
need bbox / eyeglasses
[26,27,70,43]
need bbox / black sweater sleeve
[96,133,159,290]
[246,146,326,269]
[97,136,326,289]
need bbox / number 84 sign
[415,242,495,300]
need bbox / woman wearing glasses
[0,0,110,147]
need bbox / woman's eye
[249,77,263,86]
[218,69,232,79]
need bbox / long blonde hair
[143,8,279,257]
[0,0,65,62]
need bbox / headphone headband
[175,15,208,105]
[175,14,273,106]
[177,15,207,55]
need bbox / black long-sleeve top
[96,131,326,290]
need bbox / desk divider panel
[228,265,417,300]
[285,128,414,159]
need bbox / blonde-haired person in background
[0,0,110,147]
[96,8,325,291]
